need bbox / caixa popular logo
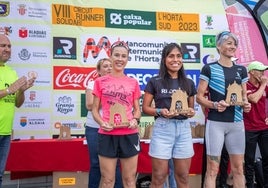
[20,116,27,127]
[83,36,111,62]
[53,66,98,90]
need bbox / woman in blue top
[196,31,251,188]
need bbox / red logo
[19,27,28,38]
[114,113,122,125]
[83,36,111,62]
[29,91,36,101]
[53,66,99,90]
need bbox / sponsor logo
[181,43,200,63]
[17,4,27,15]
[55,96,74,114]
[18,27,47,38]
[106,9,155,30]
[125,69,158,90]
[19,27,28,38]
[205,15,213,26]
[53,37,77,59]
[186,69,200,88]
[0,1,9,17]
[28,118,45,126]
[54,122,83,129]
[23,91,43,108]
[0,26,12,35]
[18,49,31,61]
[20,117,45,127]
[17,3,48,18]
[83,36,111,62]
[125,68,199,89]
[134,142,140,151]
[203,35,216,48]
[29,91,36,101]
[53,66,98,90]
[14,47,49,64]
[202,54,218,65]
[52,4,105,27]
[28,71,38,79]
[20,116,27,127]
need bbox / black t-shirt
[144,75,197,120]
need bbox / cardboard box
[189,174,201,188]
[53,171,88,188]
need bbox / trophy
[58,124,72,140]
[109,103,129,128]
[225,81,244,106]
[169,89,189,115]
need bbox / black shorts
[98,133,140,158]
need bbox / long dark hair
[159,43,191,94]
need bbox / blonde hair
[96,58,111,76]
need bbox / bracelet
[6,88,10,95]
[156,108,161,116]
[213,101,218,109]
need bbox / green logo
[106,9,156,30]
[203,35,216,48]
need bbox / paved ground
[2,172,52,188]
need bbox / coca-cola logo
[53,66,98,90]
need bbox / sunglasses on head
[217,31,231,40]
[111,41,129,51]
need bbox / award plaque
[225,81,244,106]
[58,125,72,140]
[109,103,129,128]
[169,89,189,115]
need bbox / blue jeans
[149,118,193,159]
[0,135,11,188]
[85,126,122,188]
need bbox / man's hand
[20,76,36,92]
[243,101,251,113]
[260,76,268,86]
[8,76,27,94]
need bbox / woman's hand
[101,122,114,131]
[185,107,195,118]
[217,100,230,112]
[128,118,139,129]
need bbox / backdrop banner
[0,0,267,139]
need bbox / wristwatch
[213,101,218,109]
